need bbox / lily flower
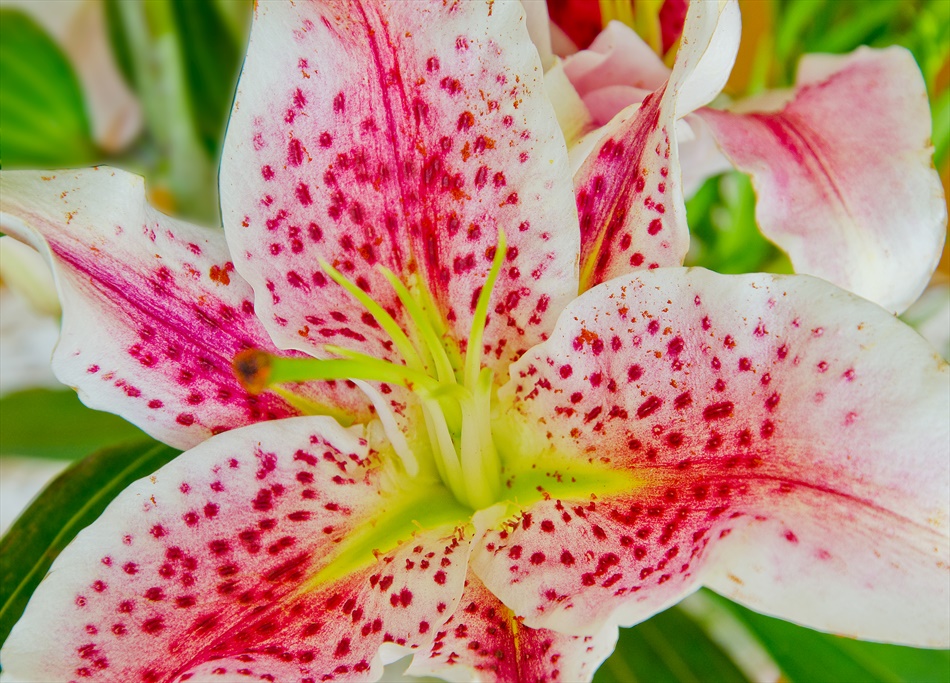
[1,1,947,682]
[556,17,946,313]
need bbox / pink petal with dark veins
[477,268,948,645]
[221,0,579,377]
[697,46,946,314]
[1,417,475,682]
[0,168,368,450]
[572,0,740,291]
[406,571,617,683]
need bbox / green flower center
[236,231,510,510]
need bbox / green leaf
[0,438,181,648]
[595,606,751,683]
[0,388,145,460]
[713,594,950,683]
[684,173,789,276]
[931,87,950,172]
[102,0,136,91]
[0,9,97,166]
[170,0,247,156]
[810,0,903,55]
[774,0,828,82]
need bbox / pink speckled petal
[573,0,740,290]
[1,417,476,682]
[475,269,949,646]
[405,571,617,683]
[697,46,946,314]
[0,169,368,450]
[170,655,322,683]
[221,0,579,376]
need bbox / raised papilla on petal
[0,168,369,450]
[697,46,947,314]
[0,417,477,682]
[479,268,948,646]
[221,0,579,377]
[572,0,741,290]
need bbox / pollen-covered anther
[233,349,273,394]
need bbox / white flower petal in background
[0,235,59,318]
[0,457,68,535]
[0,236,61,396]
[0,288,60,398]
[0,237,67,536]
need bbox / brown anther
[233,349,272,393]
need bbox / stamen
[456,366,502,508]
[464,228,507,389]
[233,349,272,393]
[459,397,495,509]
[352,379,418,476]
[238,227,511,511]
[421,400,467,506]
[233,350,437,393]
[269,386,356,427]
[320,259,425,371]
[474,366,500,490]
[322,345,440,392]
[378,267,457,385]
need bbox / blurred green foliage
[595,603,751,682]
[772,0,949,173]
[2,1,251,221]
[685,173,792,275]
[103,0,251,223]
[0,10,97,167]
[716,593,950,683]
[0,388,145,460]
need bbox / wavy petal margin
[572,0,741,290]
[0,169,368,450]
[1,417,476,682]
[698,46,946,314]
[221,0,579,376]
[478,268,949,646]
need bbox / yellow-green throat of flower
[235,230,509,511]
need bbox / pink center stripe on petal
[222,0,579,376]
[0,169,368,450]
[407,571,617,683]
[0,418,474,682]
[696,46,946,314]
[482,268,949,643]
